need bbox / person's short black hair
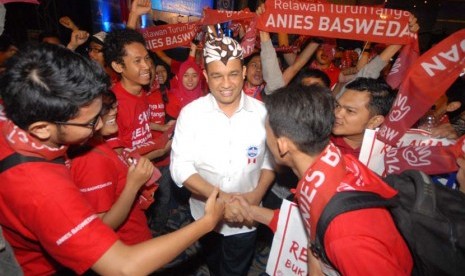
[0,43,109,129]
[103,28,147,67]
[244,52,261,66]
[345,77,396,116]
[296,68,331,88]
[264,84,335,155]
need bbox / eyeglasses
[55,114,101,130]
[87,47,103,54]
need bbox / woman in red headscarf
[171,59,206,108]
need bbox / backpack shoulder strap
[0,152,65,173]
[311,191,394,269]
[388,170,437,216]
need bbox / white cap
[91,31,107,45]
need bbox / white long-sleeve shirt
[170,92,273,236]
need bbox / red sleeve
[268,209,281,233]
[115,100,134,149]
[70,151,117,213]
[2,164,118,274]
[171,59,181,75]
[166,93,182,119]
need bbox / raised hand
[59,16,79,31]
[67,30,89,51]
[131,0,152,17]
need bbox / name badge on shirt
[247,146,258,164]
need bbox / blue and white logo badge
[247,146,259,164]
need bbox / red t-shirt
[330,135,361,159]
[70,142,152,245]
[0,138,118,274]
[112,82,153,150]
[146,88,181,167]
[325,209,413,275]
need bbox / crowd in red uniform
[0,0,464,275]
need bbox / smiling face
[113,42,151,94]
[155,64,168,85]
[99,103,118,137]
[204,58,246,114]
[182,67,200,91]
[52,97,103,147]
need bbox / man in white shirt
[170,32,275,276]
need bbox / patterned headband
[203,27,243,65]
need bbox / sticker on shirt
[247,146,259,164]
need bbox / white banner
[267,199,308,276]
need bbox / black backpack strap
[0,152,65,173]
[310,191,394,270]
[399,170,437,216]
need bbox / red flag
[384,135,465,175]
[378,29,465,145]
[386,37,420,89]
[240,18,257,58]
[201,7,255,26]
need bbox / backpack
[311,170,465,276]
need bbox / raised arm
[98,157,154,229]
[66,30,89,51]
[256,4,285,94]
[282,40,319,85]
[127,0,152,30]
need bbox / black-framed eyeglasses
[55,114,101,130]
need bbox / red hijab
[172,59,203,108]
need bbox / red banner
[386,38,420,89]
[139,23,199,52]
[256,0,413,45]
[383,136,465,175]
[240,18,257,58]
[201,7,256,25]
[378,29,465,145]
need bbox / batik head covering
[203,27,243,65]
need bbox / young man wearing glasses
[0,43,224,275]
[87,31,119,85]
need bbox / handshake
[218,192,257,227]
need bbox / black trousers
[199,230,257,276]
